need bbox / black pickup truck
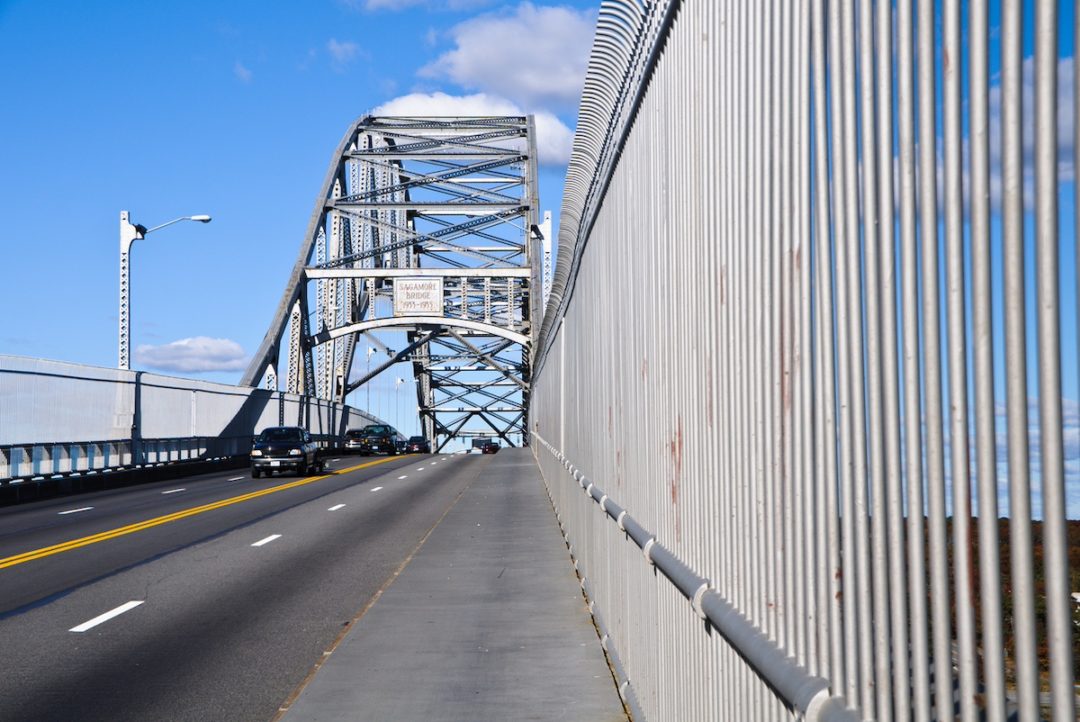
[250,426,322,478]
[344,424,405,456]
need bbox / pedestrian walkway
[281,449,628,722]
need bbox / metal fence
[530,1,1077,720]
[1,355,379,484]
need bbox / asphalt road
[0,452,486,722]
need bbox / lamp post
[365,347,376,414]
[119,210,211,370]
[395,377,404,432]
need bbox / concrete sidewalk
[281,449,628,722]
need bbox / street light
[119,210,212,370]
[395,377,404,433]
[365,347,376,414]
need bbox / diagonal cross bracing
[242,116,542,450]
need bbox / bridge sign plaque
[393,277,443,317]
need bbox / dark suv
[345,424,404,456]
[405,436,431,453]
[250,426,321,478]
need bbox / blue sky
[0,0,597,438]
[1,0,1078,508]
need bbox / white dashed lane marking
[398,475,408,480]
[251,535,281,547]
[227,476,245,482]
[416,467,426,471]
[328,504,345,511]
[58,507,93,516]
[70,601,144,632]
[161,488,185,495]
[370,486,383,492]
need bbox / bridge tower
[242,116,542,451]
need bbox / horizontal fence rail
[532,0,1078,720]
[1,355,380,486]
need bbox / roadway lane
[0,455,417,612]
[0,452,485,721]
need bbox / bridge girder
[243,116,542,448]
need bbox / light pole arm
[144,215,211,234]
[118,210,211,370]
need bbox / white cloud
[135,337,249,373]
[420,2,595,110]
[327,39,360,69]
[233,61,253,83]
[373,91,573,165]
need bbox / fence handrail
[531,433,859,722]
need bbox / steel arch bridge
[242,116,545,452]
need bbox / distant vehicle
[405,436,431,454]
[346,424,405,456]
[481,440,500,454]
[250,426,321,478]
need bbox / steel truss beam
[243,116,540,450]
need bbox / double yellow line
[0,456,405,570]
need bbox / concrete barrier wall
[1,355,379,483]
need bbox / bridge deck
[281,449,627,721]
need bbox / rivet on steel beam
[599,494,608,513]
[616,510,627,531]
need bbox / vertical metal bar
[1034,3,1075,719]
[969,0,1006,717]
[897,0,931,716]
[827,0,856,702]
[795,0,814,672]
[916,0,954,715]
[753,0,767,645]
[1001,0,1039,716]
[876,0,910,717]
[942,0,977,718]
[810,0,841,687]
[778,0,797,659]
[857,0,892,714]
[768,0,783,652]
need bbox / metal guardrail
[533,433,858,722]
[531,0,1077,720]
[1,434,347,486]
[1,355,381,488]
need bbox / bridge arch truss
[243,116,543,451]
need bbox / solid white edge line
[370,486,383,492]
[161,488,186,495]
[398,475,408,479]
[58,507,94,515]
[251,534,282,547]
[70,601,144,632]
[227,476,245,482]
[328,504,346,511]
